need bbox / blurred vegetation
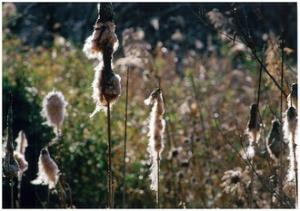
[2,2,297,208]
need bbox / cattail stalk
[156,154,160,208]
[83,3,120,208]
[279,35,284,201]
[107,101,112,208]
[122,67,129,208]
[292,131,298,207]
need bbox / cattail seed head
[287,83,297,108]
[42,91,67,130]
[286,106,297,135]
[31,148,60,189]
[283,106,298,184]
[84,7,121,118]
[13,131,28,177]
[14,152,28,176]
[15,130,28,155]
[266,120,283,162]
[145,88,165,191]
[90,65,121,117]
[3,152,19,178]
[247,103,260,143]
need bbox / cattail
[3,140,19,178]
[3,94,19,179]
[84,3,120,208]
[283,107,297,193]
[83,21,118,60]
[41,91,67,134]
[84,4,121,118]
[266,120,283,162]
[31,148,60,189]
[13,131,28,176]
[287,83,297,109]
[145,88,165,194]
[244,103,260,161]
[90,63,121,117]
[247,103,260,144]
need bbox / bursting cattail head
[83,3,118,60]
[266,120,283,162]
[283,107,297,184]
[287,83,297,108]
[13,131,28,176]
[15,131,28,155]
[83,22,118,60]
[14,152,28,177]
[145,88,165,154]
[3,140,19,178]
[284,106,297,136]
[85,4,121,118]
[31,148,60,189]
[42,91,67,130]
[90,64,121,117]
[145,88,165,191]
[247,103,260,143]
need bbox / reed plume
[145,88,165,207]
[31,148,60,190]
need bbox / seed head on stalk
[266,120,283,163]
[244,104,260,159]
[145,88,165,191]
[247,103,261,144]
[287,83,297,109]
[31,148,60,189]
[14,131,28,178]
[41,91,67,136]
[83,3,121,118]
[3,93,19,178]
[283,107,297,187]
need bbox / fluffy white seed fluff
[145,89,165,191]
[41,91,67,129]
[83,21,119,60]
[14,131,28,177]
[15,131,28,155]
[31,148,60,189]
[283,107,298,182]
[90,65,121,117]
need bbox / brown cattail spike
[267,120,283,162]
[3,93,19,178]
[287,83,297,108]
[247,103,260,131]
[247,103,260,144]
